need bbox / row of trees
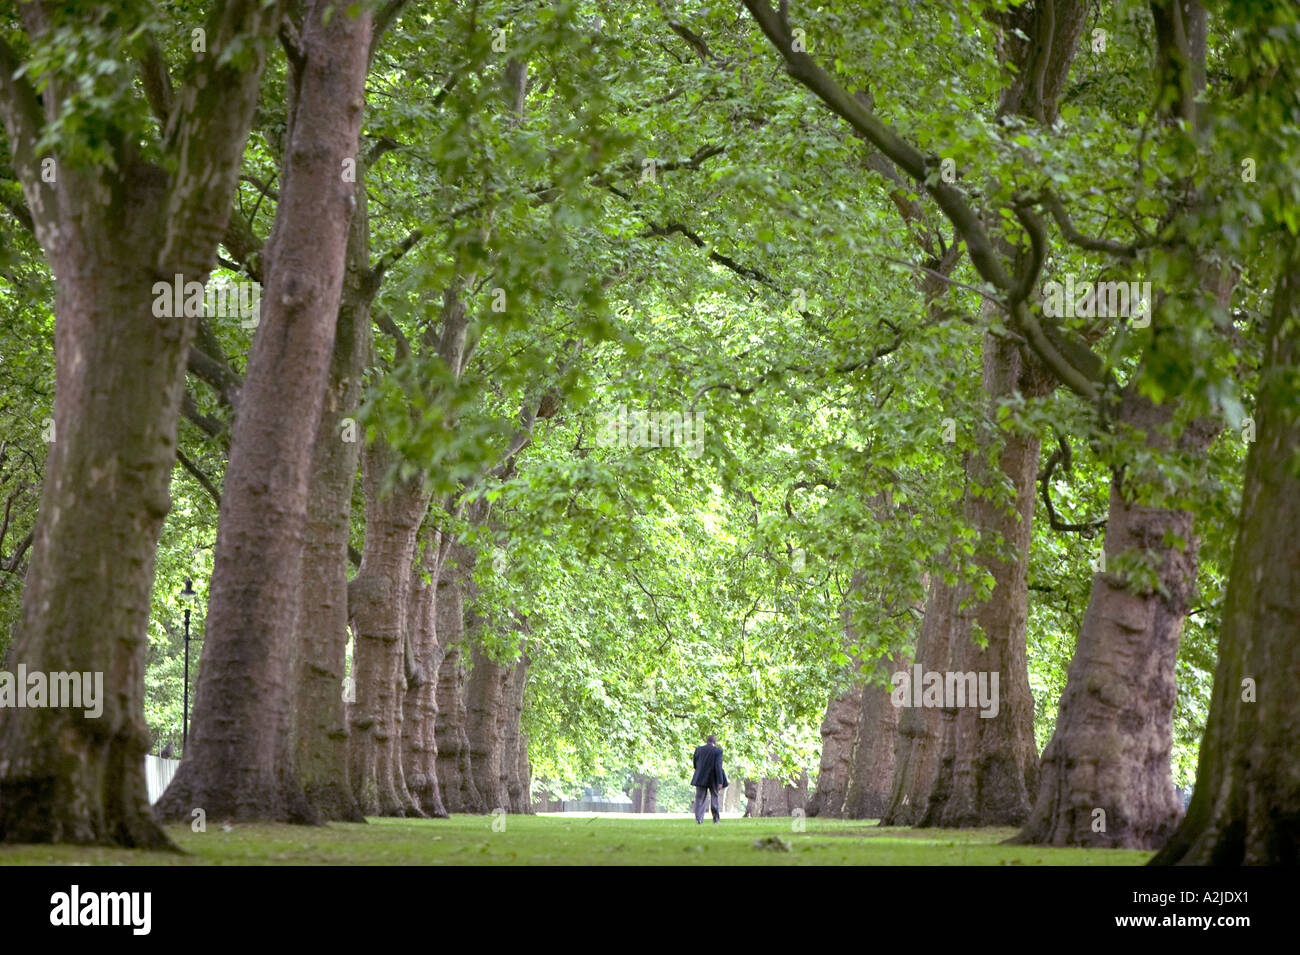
[0,0,1295,865]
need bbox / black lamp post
[180,578,199,753]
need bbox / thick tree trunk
[515,727,533,813]
[401,524,449,818]
[1151,255,1300,865]
[1014,464,1193,847]
[434,543,482,813]
[880,575,963,825]
[743,779,760,817]
[157,3,371,824]
[843,656,906,820]
[756,774,807,816]
[807,683,860,818]
[290,194,372,824]
[347,439,427,817]
[923,334,1046,828]
[501,653,531,813]
[0,3,283,848]
[466,639,511,814]
[1016,266,1234,848]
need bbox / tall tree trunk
[880,575,963,825]
[515,726,533,814]
[290,183,373,824]
[843,655,906,820]
[1016,267,1235,848]
[157,2,371,824]
[0,1,284,848]
[401,523,449,818]
[807,683,860,818]
[923,334,1048,828]
[466,638,511,814]
[501,653,531,813]
[347,440,428,817]
[434,540,482,813]
[1151,252,1300,865]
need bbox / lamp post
[180,578,199,753]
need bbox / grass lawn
[0,814,1153,865]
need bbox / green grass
[0,815,1153,865]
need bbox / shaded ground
[0,816,1152,865]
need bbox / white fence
[145,755,180,805]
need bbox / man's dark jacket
[690,743,728,789]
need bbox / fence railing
[145,755,180,805]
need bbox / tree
[156,0,372,824]
[0,0,287,847]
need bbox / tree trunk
[156,2,371,824]
[401,524,449,818]
[347,439,428,817]
[843,655,906,819]
[0,2,284,848]
[1151,253,1300,865]
[743,779,760,817]
[880,575,963,825]
[808,682,860,818]
[501,653,531,813]
[466,639,511,814]
[923,333,1046,828]
[434,542,482,813]
[1016,265,1235,848]
[290,188,372,824]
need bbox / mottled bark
[157,2,371,824]
[1017,272,1235,848]
[924,337,1046,829]
[1151,254,1300,865]
[880,575,963,826]
[434,545,482,813]
[501,654,531,813]
[0,1,285,848]
[348,440,427,817]
[401,524,449,818]
[843,656,906,820]
[756,774,807,816]
[290,174,373,824]
[807,684,860,818]
[466,639,511,814]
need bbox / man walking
[690,734,728,824]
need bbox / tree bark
[1016,270,1234,848]
[501,653,531,813]
[0,0,285,848]
[401,523,449,818]
[347,440,427,817]
[156,1,371,824]
[434,540,483,813]
[466,638,511,813]
[289,176,373,824]
[843,655,906,820]
[880,574,963,825]
[924,337,1047,829]
[807,682,860,818]
[1150,252,1300,865]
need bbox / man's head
[706,734,717,746]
